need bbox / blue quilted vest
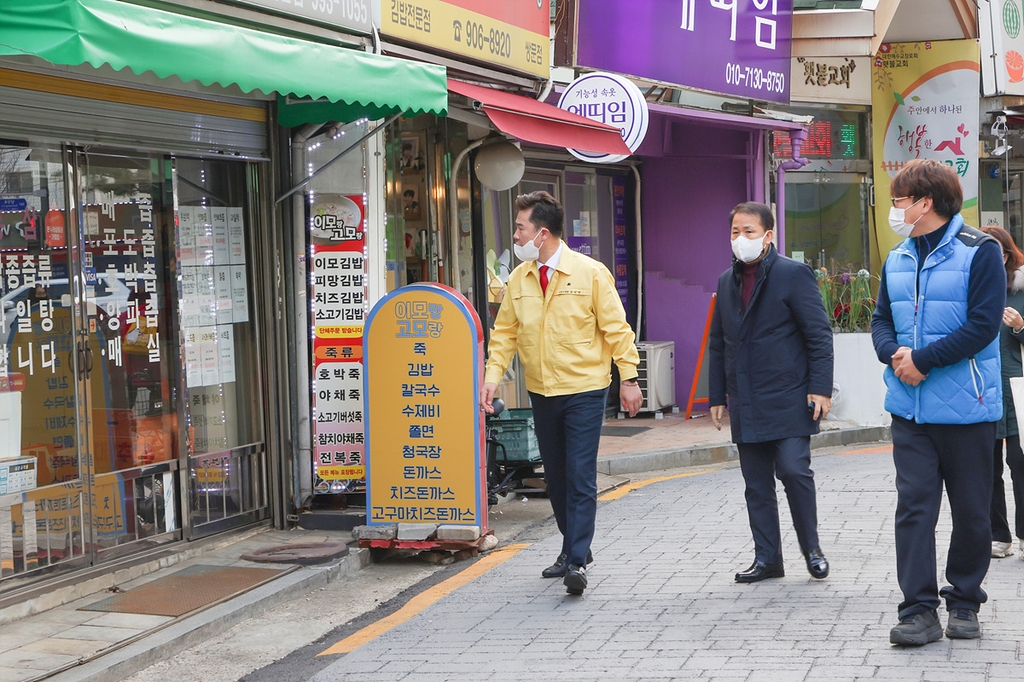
[882,215,1002,424]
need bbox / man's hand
[479,382,498,414]
[892,346,926,386]
[710,405,725,431]
[1004,306,1024,332]
[808,393,832,421]
[620,383,643,417]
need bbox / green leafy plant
[815,264,878,332]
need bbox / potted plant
[815,265,888,426]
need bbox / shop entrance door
[0,143,180,589]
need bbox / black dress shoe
[734,560,785,583]
[541,551,594,578]
[805,548,829,579]
[564,564,587,595]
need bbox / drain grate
[81,564,288,617]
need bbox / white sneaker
[1019,539,1024,561]
[992,541,1013,558]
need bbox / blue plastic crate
[490,408,541,463]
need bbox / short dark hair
[403,189,415,198]
[981,225,1024,281]
[728,202,774,232]
[514,191,564,237]
[890,159,962,218]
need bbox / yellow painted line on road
[598,470,713,502]
[835,445,891,456]
[317,543,530,656]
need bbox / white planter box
[829,332,889,427]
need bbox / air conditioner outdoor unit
[631,341,677,417]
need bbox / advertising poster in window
[871,40,980,255]
[310,194,367,490]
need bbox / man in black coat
[709,202,835,583]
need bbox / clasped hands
[891,346,926,386]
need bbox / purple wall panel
[640,134,754,410]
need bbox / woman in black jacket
[982,226,1024,561]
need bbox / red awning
[448,79,632,156]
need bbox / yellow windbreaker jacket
[484,246,640,397]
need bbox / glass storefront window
[1,139,270,586]
[175,158,262,457]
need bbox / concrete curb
[596,425,891,476]
[46,548,371,682]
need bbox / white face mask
[888,197,925,238]
[731,232,770,263]
[513,230,544,262]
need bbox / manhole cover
[241,542,349,565]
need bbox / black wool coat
[708,245,835,444]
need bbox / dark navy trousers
[891,416,995,618]
[992,435,1024,542]
[737,436,820,565]
[529,388,606,567]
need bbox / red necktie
[539,265,550,295]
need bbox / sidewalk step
[597,425,891,476]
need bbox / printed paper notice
[193,206,214,266]
[217,325,236,384]
[231,265,249,323]
[214,267,233,325]
[178,206,196,267]
[199,265,216,326]
[184,328,201,388]
[199,327,220,386]
[228,207,246,265]
[212,207,230,265]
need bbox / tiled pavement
[311,445,1024,682]
[0,529,363,682]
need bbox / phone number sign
[574,0,793,103]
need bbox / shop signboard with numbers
[310,195,368,489]
[364,283,486,530]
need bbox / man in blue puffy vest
[872,159,1005,646]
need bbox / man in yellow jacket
[480,191,643,595]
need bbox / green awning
[0,0,448,126]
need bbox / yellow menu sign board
[379,0,550,79]
[364,283,486,529]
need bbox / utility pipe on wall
[289,122,321,512]
[775,128,809,254]
[631,163,644,339]
[447,137,488,295]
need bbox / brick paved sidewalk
[312,446,1024,682]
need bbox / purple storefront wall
[636,116,765,411]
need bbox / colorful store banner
[310,195,367,488]
[363,283,486,529]
[571,0,793,104]
[377,0,549,78]
[980,0,1024,95]
[871,40,981,255]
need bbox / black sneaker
[945,609,981,639]
[889,610,942,646]
[541,551,594,579]
[564,565,587,595]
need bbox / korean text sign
[574,0,793,103]
[871,40,980,254]
[311,195,367,485]
[378,0,549,78]
[364,283,487,529]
